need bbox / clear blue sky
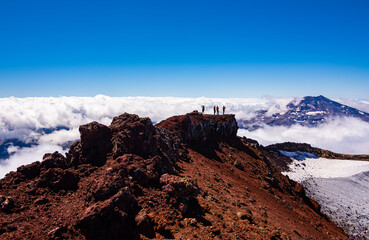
[0,0,368,98]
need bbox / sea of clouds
[0,95,369,178]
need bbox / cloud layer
[239,117,369,154]
[0,95,369,177]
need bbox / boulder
[41,151,68,169]
[110,113,156,158]
[0,195,14,211]
[67,121,112,166]
[37,168,79,192]
[17,161,41,179]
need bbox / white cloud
[335,98,369,114]
[38,128,80,146]
[0,143,65,178]
[0,95,290,129]
[0,95,369,178]
[238,117,369,154]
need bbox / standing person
[201,105,205,115]
[222,106,226,115]
[213,106,216,115]
[216,106,219,115]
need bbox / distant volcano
[239,95,369,130]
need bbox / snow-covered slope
[282,153,369,239]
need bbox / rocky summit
[0,111,346,239]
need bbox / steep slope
[267,143,369,238]
[239,95,369,130]
[0,112,346,239]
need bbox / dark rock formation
[37,168,80,192]
[0,195,14,212]
[17,161,41,179]
[156,111,238,144]
[41,151,69,169]
[67,121,112,166]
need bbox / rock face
[0,112,346,239]
[156,111,238,144]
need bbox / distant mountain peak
[239,95,369,130]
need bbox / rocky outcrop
[67,121,112,166]
[0,112,346,239]
[156,111,238,145]
[267,142,369,161]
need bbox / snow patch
[283,155,369,239]
[283,157,369,181]
[306,111,326,115]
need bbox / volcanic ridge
[0,112,346,239]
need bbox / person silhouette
[213,106,216,115]
[201,105,205,115]
[216,106,219,115]
[222,106,226,115]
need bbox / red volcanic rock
[110,113,156,158]
[41,151,69,169]
[156,111,238,144]
[159,173,199,200]
[17,161,41,179]
[0,112,347,239]
[67,121,112,166]
[0,195,14,212]
[37,168,79,192]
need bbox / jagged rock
[37,168,79,192]
[77,188,137,240]
[135,209,153,237]
[110,113,156,158]
[48,226,66,238]
[156,111,238,145]
[67,121,112,166]
[41,151,68,169]
[17,161,41,179]
[89,170,125,201]
[145,156,165,181]
[0,195,14,211]
[236,209,253,222]
[160,173,199,199]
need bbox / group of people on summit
[201,105,226,115]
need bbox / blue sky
[0,0,368,98]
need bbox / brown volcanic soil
[0,112,346,239]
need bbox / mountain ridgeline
[239,95,369,130]
[0,112,346,239]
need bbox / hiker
[216,106,219,115]
[222,106,226,115]
[213,106,216,115]
[201,105,205,115]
